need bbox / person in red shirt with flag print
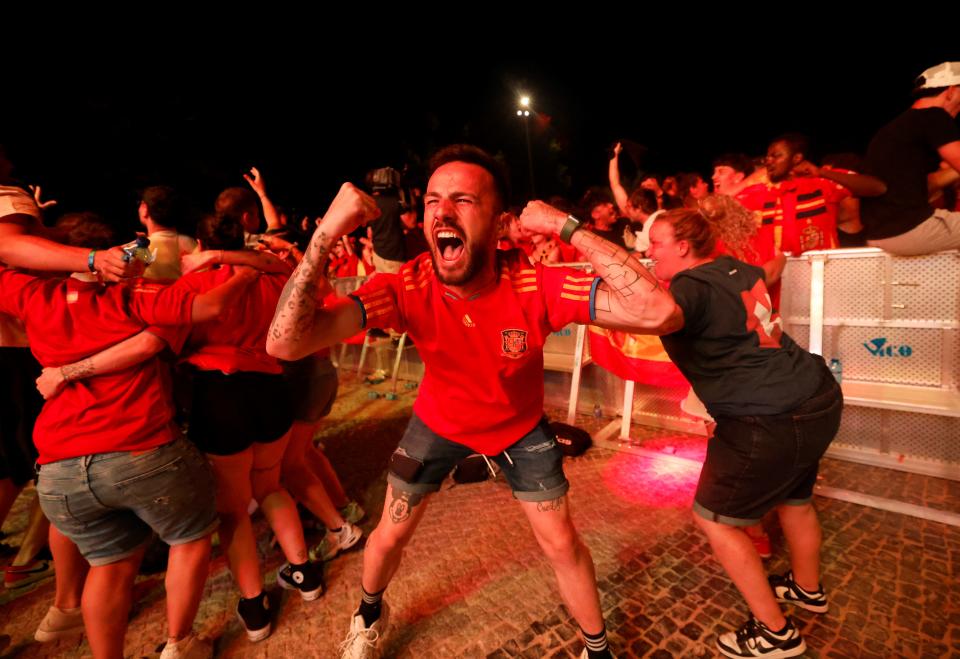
[738,134,886,258]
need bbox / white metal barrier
[781,248,960,480]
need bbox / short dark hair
[427,145,510,213]
[196,213,245,250]
[712,153,754,177]
[628,187,658,214]
[676,172,705,196]
[214,187,259,223]
[770,133,809,157]
[580,186,614,212]
[141,185,182,229]
[54,212,115,250]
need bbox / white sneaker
[311,522,363,562]
[34,605,84,642]
[160,633,213,659]
[338,601,390,659]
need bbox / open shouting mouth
[435,229,465,263]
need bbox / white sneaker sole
[297,584,324,602]
[237,612,271,643]
[717,639,807,659]
[35,625,84,643]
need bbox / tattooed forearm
[61,359,94,382]
[389,489,425,524]
[571,230,659,294]
[536,496,564,513]
[568,227,676,332]
[269,229,334,347]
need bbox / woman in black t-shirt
[645,207,842,659]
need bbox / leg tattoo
[389,490,424,523]
[536,496,565,513]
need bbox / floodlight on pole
[515,95,536,198]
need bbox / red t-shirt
[167,266,287,374]
[351,250,595,454]
[739,176,849,255]
[0,270,195,463]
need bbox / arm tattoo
[573,230,659,294]
[269,230,332,346]
[61,358,94,382]
[389,489,425,524]
[536,496,565,513]
[570,229,667,329]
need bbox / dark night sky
[3,34,955,235]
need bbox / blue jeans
[37,438,218,566]
[387,413,569,502]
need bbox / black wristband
[559,215,582,243]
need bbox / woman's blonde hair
[652,194,760,261]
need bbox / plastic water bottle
[828,358,843,384]
[121,235,156,265]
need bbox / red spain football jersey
[0,269,195,463]
[351,250,596,454]
[739,176,849,256]
[169,266,288,374]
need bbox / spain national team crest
[501,329,528,358]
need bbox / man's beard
[430,242,489,287]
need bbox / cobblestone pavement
[1,377,957,658]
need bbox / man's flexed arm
[520,201,683,335]
[267,183,380,360]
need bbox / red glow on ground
[600,451,703,509]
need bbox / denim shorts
[37,438,218,566]
[387,413,569,503]
[693,366,843,526]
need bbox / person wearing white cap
[860,61,960,255]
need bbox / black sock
[582,625,611,659]
[358,586,385,627]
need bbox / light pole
[516,95,535,199]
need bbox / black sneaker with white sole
[236,592,272,642]
[276,561,325,601]
[769,570,828,613]
[716,616,806,658]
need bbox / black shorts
[693,366,842,526]
[0,348,42,485]
[188,371,293,456]
[281,354,338,423]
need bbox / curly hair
[698,194,760,262]
[653,194,762,262]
